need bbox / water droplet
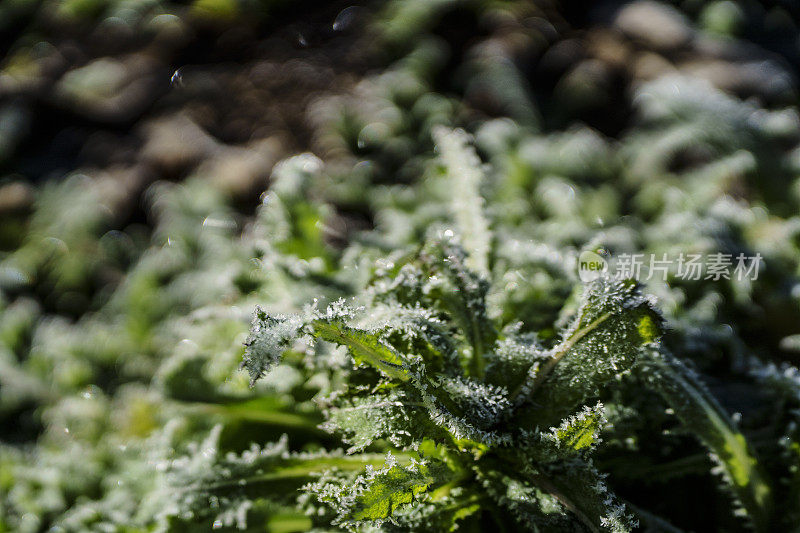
[333,6,359,31]
[212,519,223,529]
[170,68,184,87]
[202,216,236,230]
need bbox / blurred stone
[613,1,693,51]
[525,16,559,43]
[587,30,632,70]
[201,136,284,199]
[539,39,585,76]
[700,1,745,37]
[682,58,796,101]
[0,181,34,215]
[80,131,138,168]
[0,103,31,163]
[632,52,676,81]
[190,0,239,24]
[139,114,219,175]
[147,13,190,47]
[0,49,44,96]
[53,54,166,123]
[93,165,155,218]
[554,59,613,112]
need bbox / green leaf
[421,241,497,378]
[639,350,772,532]
[515,404,606,466]
[312,319,411,381]
[509,456,636,533]
[157,426,404,530]
[379,490,482,532]
[322,389,447,453]
[241,308,305,386]
[476,464,591,532]
[350,460,450,521]
[552,403,606,453]
[519,277,663,427]
[312,456,454,527]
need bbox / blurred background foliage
[2,0,800,531]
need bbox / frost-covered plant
[203,239,661,531]
[225,229,774,531]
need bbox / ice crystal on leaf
[242,307,306,386]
